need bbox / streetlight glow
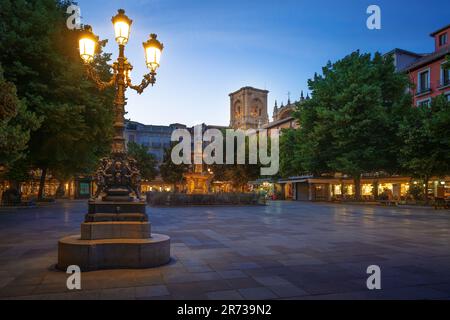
[79,25,97,64]
[143,34,164,72]
[112,9,132,45]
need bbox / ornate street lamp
[78,9,164,202]
[57,9,170,272]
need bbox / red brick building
[389,24,450,106]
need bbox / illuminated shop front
[276,176,448,202]
[0,169,93,201]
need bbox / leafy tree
[159,143,189,192]
[127,142,158,181]
[291,51,411,200]
[0,0,115,199]
[279,128,304,178]
[0,65,41,168]
[398,95,450,204]
[210,130,262,191]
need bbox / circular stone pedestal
[57,233,170,271]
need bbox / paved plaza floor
[0,200,449,300]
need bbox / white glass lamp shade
[79,26,97,63]
[143,34,163,72]
[112,9,132,45]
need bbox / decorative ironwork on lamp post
[78,9,164,201]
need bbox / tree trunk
[37,167,47,201]
[354,175,362,201]
[424,175,429,205]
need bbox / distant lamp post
[78,9,164,200]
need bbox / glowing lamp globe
[79,25,98,64]
[112,9,133,45]
[143,34,164,72]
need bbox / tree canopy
[127,142,158,182]
[0,0,115,196]
[0,65,41,167]
[398,95,450,202]
[283,51,412,199]
[159,143,189,191]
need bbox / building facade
[387,24,450,106]
[263,92,307,132]
[229,87,269,129]
[124,121,187,163]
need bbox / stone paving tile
[373,286,450,300]
[166,280,233,295]
[206,290,244,300]
[225,277,264,290]
[0,277,14,289]
[184,265,214,273]
[238,287,277,300]
[134,274,165,286]
[99,287,136,300]
[251,276,309,298]
[163,271,222,284]
[217,270,248,279]
[1,200,450,300]
[0,284,36,298]
[268,284,309,298]
[7,290,101,300]
[135,285,170,299]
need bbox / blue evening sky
[75,0,450,127]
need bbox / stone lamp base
[57,200,171,271]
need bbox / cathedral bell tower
[229,87,269,130]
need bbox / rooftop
[430,24,450,36]
[229,86,269,96]
[402,45,450,72]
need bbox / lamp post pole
[78,9,163,201]
[112,43,126,155]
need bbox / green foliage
[0,0,115,184]
[285,51,411,198]
[127,142,158,181]
[0,66,41,167]
[407,184,424,201]
[159,143,189,188]
[398,95,450,181]
[279,128,303,177]
[210,130,262,189]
